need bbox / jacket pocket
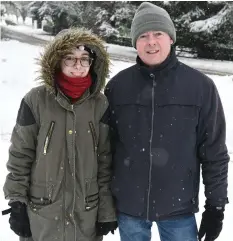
[189,168,199,205]
[27,200,63,241]
[89,121,98,153]
[156,98,200,126]
[85,179,99,211]
[85,193,99,211]
[43,121,55,155]
[29,183,53,206]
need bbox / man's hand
[198,204,224,241]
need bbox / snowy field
[0,40,232,241]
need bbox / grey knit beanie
[131,2,176,48]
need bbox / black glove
[198,204,224,241]
[2,201,32,238]
[96,221,118,236]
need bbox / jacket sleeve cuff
[206,197,229,208]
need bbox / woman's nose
[74,59,82,68]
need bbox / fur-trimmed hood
[37,28,110,97]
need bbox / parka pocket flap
[28,200,62,220]
[29,183,48,203]
[85,193,99,203]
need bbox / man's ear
[170,38,174,45]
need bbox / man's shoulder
[177,61,214,87]
[107,64,137,86]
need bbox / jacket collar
[55,87,90,111]
[136,47,178,77]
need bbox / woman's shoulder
[23,85,51,105]
[25,84,46,95]
[93,92,108,106]
[92,92,109,115]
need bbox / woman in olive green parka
[3,28,117,241]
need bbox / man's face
[136,31,173,67]
[61,48,91,78]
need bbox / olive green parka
[3,28,116,241]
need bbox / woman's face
[61,48,93,77]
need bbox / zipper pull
[150,73,156,87]
[85,196,91,210]
[43,121,55,155]
[43,137,49,155]
[85,205,91,211]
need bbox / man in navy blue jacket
[104,2,229,241]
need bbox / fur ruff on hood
[37,28,110,97]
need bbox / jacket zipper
[43,121,55,155]
[89,121,98,153]
[62,159,66,241]
[86,122,98,211]
[189,168,197,205]
[147,74,156,220]
[62,110,69,241]
[71,105,77,241]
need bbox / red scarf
[57,72,92,101]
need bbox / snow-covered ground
[0,40,232,241]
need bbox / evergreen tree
[27,1,44,28]
[189,1,233,60]
[10,1,233,60]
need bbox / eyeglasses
[63,56,93,67]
